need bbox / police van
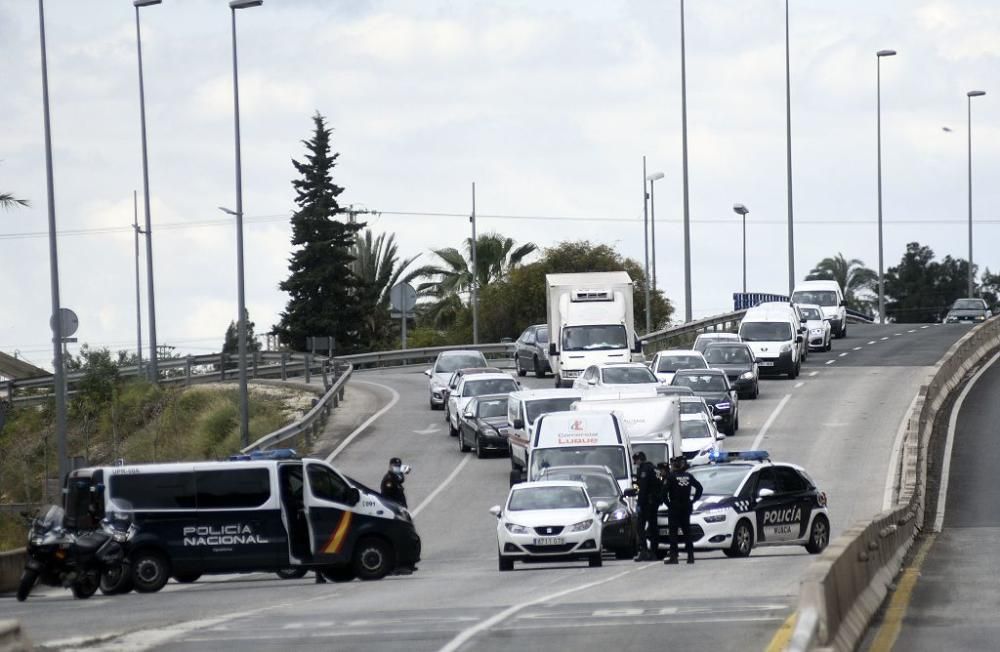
[63,455,421,591]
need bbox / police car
[656,451,829,558]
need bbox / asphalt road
[3,324,969,652]
[882,347,1000,652]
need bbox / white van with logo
[507,389,584,482]
[791,280,847,338]
[738,306,803,379]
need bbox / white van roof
[509,388,584,402]
[533,411,624,448]
[742,306,797,322]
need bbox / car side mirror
[488,505,502,518]
[713,415,722,423]
[594,500,610,512]
[347,487,361,506]
[549,343,558,356]
[798,326,806,333]
[512,419,524,430]
[424,369,432,377]
[587,378,597,386]
[622,488,637,498]
[464,409,475,418]
[795,335,803,343]
[716,432,726,441]
[757,488,775,500]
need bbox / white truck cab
[792,280,847,338]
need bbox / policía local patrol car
[656,451,829,558]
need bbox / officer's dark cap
[390,457,402,465]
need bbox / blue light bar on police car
[708,449,770,463]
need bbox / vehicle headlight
[31,537,43,546]
[505,522,531,535]
[810,328,824,334]
[739,371,754,380]
[605,508,628,522]
[569,519,594,532]
[976,315,986,321]
[112,530,128,543]
[714,401,731,411]
[779,343,792,353]
[700,509,727,523]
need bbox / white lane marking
[853,346,863,351]
[868,340,877,345]
[412,456,472,517]
[750,394,792,450]
[934,350,1000,532]
[882,393,921,510]
[809,371,819,377]
[794,382,804,389]
[881,337,890,341]
[894,333,903,337]
[436,567,640,652]
[908,329,917,333]
[825,360,836,365]
[921,325,930,329]
[326,380,401,462]
[414,424,441,435]
[838,352,848,357]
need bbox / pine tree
[222,309,261,355]
[276,113,364,352]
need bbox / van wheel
[805,515,830,554]
[321,566,357,583]
[727,520,754,558]
[101,564,134,595]
[534,357,545,377]
[499,554,514,571]
[172,572,201,584]
[588,553,603,568]
[515,357,527,377]
[132,550,171,593]
[275,568,308,580]
[353,537,393,581]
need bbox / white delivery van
[754,301,808,362]
[519,411,634,493]
[791,280,847,338]
[738,306,803,379]
[546,272,640,388]
[508,389,584,481]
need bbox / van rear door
[303,462,360,564]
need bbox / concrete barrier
[0,619,33,651]
[0,549,26,595]
[789,318,1000,651]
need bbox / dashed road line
[881,337,890,341]
[808,371,819,377]
[853,346,863,351]
[921,325,930,329]
[868,340,877,345]
[825,360,836,365]
[894,333,903,337]
[838,352,848,357]
[907,329,917,333]
[794,382,804,389]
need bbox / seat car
[514,324,552,377]
[458,394,512,458]
[670,369,739,436]
[655,451,830,558]
[537,465,637,559]
[797,304,832,351]
[447,373,520,437]
[443,367,503,423]
[424,351,488,410]
[490,481,607,570]
[647,349,708,383]
[702,342,759,399]
[692,333,741,355]
[573,362,660,391]
[944,298,992,324]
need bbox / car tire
[734,413,740,432]
[132,549,171,593]
[475,435,484,459]
[588,553,603,568]
[449,419,459,437]
[458,431,470,452]
[71,572,100,600]
[321,566,357,583]
[752,382,759,399]
[534,357,545,377]
[804,515,830,554]
[727,519,754,558]
[498,554,514,572]
[275,568,308,580]
[353,537,394,581]
[100,564,134,595]
[515,357,526,377]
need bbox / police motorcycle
[16,505,134,601]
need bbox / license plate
[758,361,775,367]
[532,537,565,546]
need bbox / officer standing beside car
[633,452,661,561]
[663,456,703,565]
[381,457,409,507]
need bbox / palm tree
[412,232,537,296]
[805,253,877,312]
[354,230,420,347]
[1,193,29,210]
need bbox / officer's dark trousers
[640,504,659,554]
[668,510,694,561]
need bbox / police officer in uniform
[663,456,703,565]
[381,457,408,507]
[633,452,662,561]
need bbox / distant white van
[792,280,847,338]
[738,306,803,379]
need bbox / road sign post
[390,282,417,350]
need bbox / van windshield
[532,446,627,480]
[631,442,670,465]
[525,397,579,424]
[791,290,838,307]
[739,322,792,342]
[562,325,627,351]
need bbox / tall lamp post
[679,0,692,322]
[733,204,749,293]
[470,182,479,344]
[876,49,896,325]
[967,90,986,297]
[228,0,262,448]
[647,171,665,292]
[784,0,795,296]
[642,157,651,333]
[134,0,162,381]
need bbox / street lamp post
[228,0,262,448]
[647,172,665,292]
[470,181,479,345]
[784,0,795,296]
[876,49,896,325]
[733,204,749,293]
[134,0,162,382]
[37,0,69,484]
[967,90,986,297]
[679,0,692,322]
[642,156,651,334]
[132,190,144,376]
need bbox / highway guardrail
[788,317,1000,651]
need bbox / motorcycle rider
[381,457,408,507]
[633,452,661,561]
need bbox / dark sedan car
[944,298,992,324]
[670,369,739,436]
[538,465,637,559]
[458,395,512,458]
[703,342,759,400]
[514,324,551,378]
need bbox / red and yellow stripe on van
[321,512,352,555]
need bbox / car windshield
[508,486,590,511]
[541,472,619,500]
[690,465,752,496]
[704,346,750,365]
[953,299,985,311]
[465,378,517,396]
[437,354,486,373]
[478,398,508,418]
[632,442,670,465]
[525,397,580,424]
[656,355,707,373]
[739,322,792,342]
[799,307,823,320]
[537,327,549,344]
[679,420,712,440]
[672,373,727,392]
[679,401,710,417]
[532,446,627,480]
[601,367,657,384]
[562,325,628,351]
[791,290,838,307]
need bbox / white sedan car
[677,413,725,466]
[647,349,708,383]
[490,481,608,571]
[797,304,832,352]
[573,362,660,391]
[447,373,519,437]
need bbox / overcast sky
[2,0,999,367]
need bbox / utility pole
[470,183,479,345]
[133,190,144,376]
